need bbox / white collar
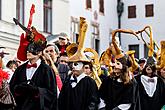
[141,75,158,97]
[70,73,87,88]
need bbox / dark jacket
[58,74,99,110]
[10,61,57,110]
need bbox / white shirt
[26,59,41,80]
[70,73,87,88]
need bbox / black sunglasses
[60,60,67,63]
[59,37,66,40]
[84,66,90,69]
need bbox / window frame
[99,0,104,14]
[86,0,92,10]
[128,5,136,18]
[70,16,79,43]
[0,0,1,20]
[91,21,100,54]
[128,44,139,59]
[43,0,52,33]
[16,0,24,25]
[145,4,154,17]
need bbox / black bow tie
[70,76,77,83]
[148,78,155,83]
[27,63,37,68]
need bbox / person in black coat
[99,57,140,110]
[135,57,165,110]
[10,26,57,110]
[58,58,99,110]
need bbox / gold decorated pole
[68,17,89,62]
[84,48,102,88]
[99,47,113,75]
[111,29,139,59]
[157,41,165,69]
[136,26,154,57]
[125,50,139,72]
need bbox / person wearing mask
[135,57,165,110]
[138,58,146,73]
[58,50,99,110]
[82,62,92,76]
[99,57,140,110]
[10,25,57,110]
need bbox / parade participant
[55,32,71,56]
[135,40,165,110]
[99,56,140,110]
[10,26,57,110]
[158,67,165,110]
[0,47,9,69]
[83,62,92,76]
[99,29,140,110]
[58,60,99,110]
[10,5,57,109]
[0,68,16,110]
[3,60,17,82]
[158,67,165,82]
[58,17,99,110]
[138,58,146,73]
[135,57,165,110]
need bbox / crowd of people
[0,5,165,110]
[0,27,165,110]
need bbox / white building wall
[69,0,118,55]
[121,0,165,58]
[0,0,70,65]
[53,0,70,34]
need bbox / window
[128,5,136,18]
[145,4,154,17]
[144,44,149,58]
[99,0,104,14]
[16,0,24,24]
[129,44,139,59]
[0,0,1,20]
[44,0,52,33]
[91,22,100,54]
[86,0,92,9]
[71,16,79,43]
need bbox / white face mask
[72,62,83,70]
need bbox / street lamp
[117,0,124,45]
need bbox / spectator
[138,58,147,73]
[55,32,71,56]
[44,43,59,66]
[58,55,70,83]
[3,60,17,82]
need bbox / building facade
[1,0,164,64]
[121,0,165,59]
[0,0,70,64]
[69,0,118,55]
